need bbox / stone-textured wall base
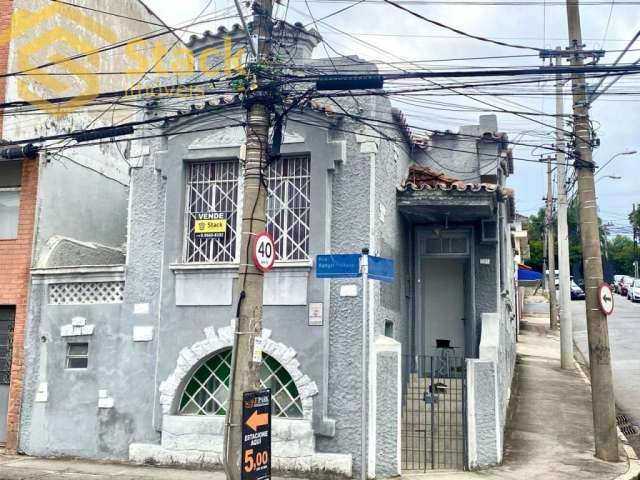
[129,443,352,477]
[130,415,352,477]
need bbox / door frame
[413,226,476,359]
[0,306,16,446]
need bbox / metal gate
[0,307,15,445]
[401,354,467,471]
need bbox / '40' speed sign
[253,232,276,273]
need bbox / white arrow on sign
[598,283,615,316]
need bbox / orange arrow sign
[245,411,269,432]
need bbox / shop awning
[518,266,544,282]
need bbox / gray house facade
[18,23,518,477]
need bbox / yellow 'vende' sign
[195,218,227,234]
[194,213,227,237]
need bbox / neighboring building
[17,20,519,478]
[0,0,181,449]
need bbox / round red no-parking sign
[253,232,276,273]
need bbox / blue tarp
[518,268,544,282]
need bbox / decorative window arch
[179,348,303,418]
[159,322,318,419]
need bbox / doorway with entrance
[0,306,15,446]
[401,228,473,471]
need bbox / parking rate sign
[241,389,272,480]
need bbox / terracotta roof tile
[398,164,499,193]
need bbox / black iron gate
[401,354,467,471]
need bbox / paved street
[572,296,640,439]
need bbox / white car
[628,279,640,302]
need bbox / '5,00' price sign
[242,389,271,480]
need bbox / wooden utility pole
[566,0,619,461]
[224,1,274,478]
[554,52,574,369]
[546,156,559,329]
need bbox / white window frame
[266,155,311,262]
[0,187,21,240]
[183,159,242,264]
[65,342,89,370]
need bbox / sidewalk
[0,313,636,480]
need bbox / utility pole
[546,156,559,329]
[633,203,638,278]
[554,50,574,369]
[224,0,274,478]
[566,0,619,461]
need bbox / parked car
[628,279,640,302]
[571,280,586,300]
[613,275,624,294]
[620,276,634,297]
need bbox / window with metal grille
[66,343,89,369]
[179,349,303,418]
[0,307,15,385]
[266,155,311,261]
[184,160,240,263]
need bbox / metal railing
[401,354,467,471]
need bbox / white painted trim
[159,319,319,418]
[374,336,402,475]
[367,148,377,479]
[169,260,312,272]
[466,359,477,469]
[31,266,125,284]
[32,265,125,275]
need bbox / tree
[528,208,545,242]
[630,206,640,230]
[526,208,546,272]
[607,235,635,276]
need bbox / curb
[573,349,640,480]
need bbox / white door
[421,258,465,357]
[0,308,14,445]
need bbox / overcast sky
[145,0,639,233]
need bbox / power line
[381,0,543,52]
[0,12,238,80]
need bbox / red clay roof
[399,164,499,193]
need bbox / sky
[145,0,640,234]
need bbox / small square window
[66,343,89,369]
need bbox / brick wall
[0,0,36,451]
[0,158,38,450]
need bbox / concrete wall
[0,157,38,449]
[466,201,517,469]
[3,0,184,262]
[9,0,182,456]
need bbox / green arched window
[179,349,303,418]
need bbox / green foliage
[528,239,544,272]
[527,208,546,242]
[630,208,640,230]
[607,235,635,276]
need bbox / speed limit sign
[253,232,276,273]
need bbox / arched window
[179,349,303,418]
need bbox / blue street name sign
[368,255,395,283]
[316,254,362,278]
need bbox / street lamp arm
[596,150,638,177]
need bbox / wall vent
[49,282,124,305]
